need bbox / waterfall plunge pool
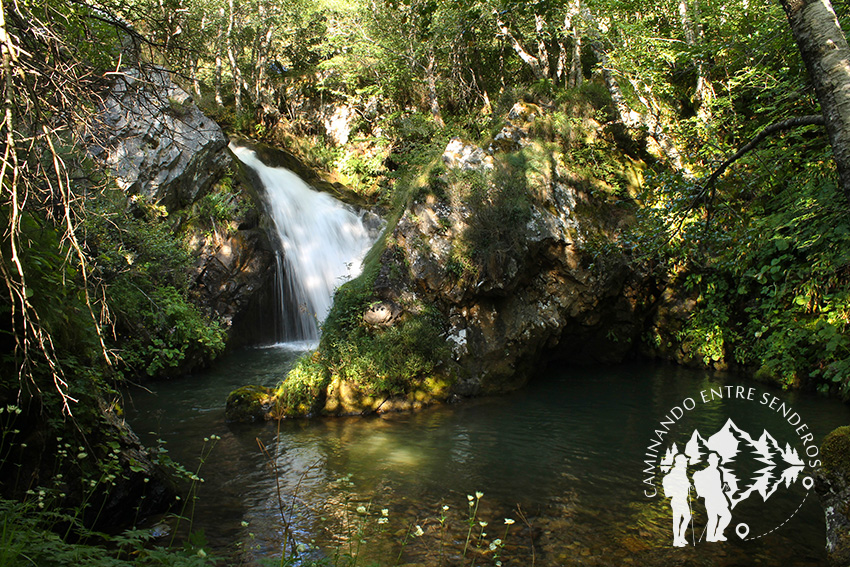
[125,353,850,566]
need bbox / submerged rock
[225,385,276,422]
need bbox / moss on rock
[224,385,275,422]
[822,426,850,479]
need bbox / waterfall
[231,145,378,345]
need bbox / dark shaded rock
[816,426,850,567]
[92,405,177,527]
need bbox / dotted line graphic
[745,492,809,541]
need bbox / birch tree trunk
[494,10,545,80]
[779,0,850,203]
[567,0,583,89]
[677,0,713,121]
[214,6,224,105]
[583,6,691,175]
[226,0,245,112]
[535,14,550,79]
[425,50,445,127]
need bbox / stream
[126,350,850,566]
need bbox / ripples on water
[126,349,850,566]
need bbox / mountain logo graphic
[657,417,812,546]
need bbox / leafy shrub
[84,191,226,379]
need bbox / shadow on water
[125,355,850,566]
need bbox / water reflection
[126,354,850,566]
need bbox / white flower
[414,525,425,537]
[489,542,498,551]
[504,518,515,525]
[467,494,474,501]
[381,508,389,517]
[475,491,484,499]
[377,517,388,524]
[479,521,488,528]
[442,505,449,511]
[356,505,367,515]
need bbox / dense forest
[2,0,850,564]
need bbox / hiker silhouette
[693,452,732,542]
[662,453,692,547]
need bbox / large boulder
[90,66,230,211]
[374,137,648,395]
[89,68,280,351]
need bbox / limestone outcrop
[373,127,649,395]
[90,67,279,352]
[91,66,230,211]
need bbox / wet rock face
[187,220,278,349]
[374,134,650,396]
[816,426,850,567]
[91,66,230,211]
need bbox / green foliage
[84,191,226,379]
[311,268,452,397]
[274,354,330,417]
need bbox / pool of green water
[125,347,850,566]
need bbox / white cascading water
[230,145,378,345]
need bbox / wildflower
[493,538,502,546]
[296,543,308,553]
[197,549,207,558]
[467,494,474,502]
[504,518,515,525]
[475,491,484,499]
[442,505,449,511]
[241,521,250,527]
[356,505,367,515]
[489,542,498,551]
[414,525,425,537]
[479,521,488,528]
[381,508,389,517]
[378,518,388,524]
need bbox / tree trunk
[677,0,713,121]
[214,7,224,105]
[564,0,583,88]
[535,14,550,79]
[583,5,691,175]
[425,50,445,127]
[494,10,545,81]
[226,0,244,112]
[780,0,850,203]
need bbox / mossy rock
[225,385,275,423]
[821,426,850,480]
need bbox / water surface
[126,351,850,566]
